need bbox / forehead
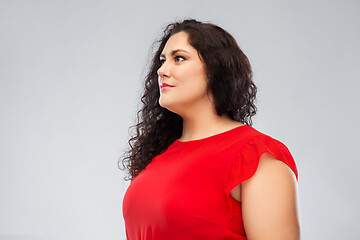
[161,31,195,55]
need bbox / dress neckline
[175,125,250,144]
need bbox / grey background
[1,0,359,239]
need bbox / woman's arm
[241,152,301,240]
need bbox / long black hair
[120,19,257,180]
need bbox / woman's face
[157,31,211,115]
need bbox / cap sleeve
[224,135,298,197]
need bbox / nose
[157,61,170,79]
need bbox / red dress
[122,125,298,239]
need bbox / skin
[157,31,300,239]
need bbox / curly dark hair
[119,18,257,180]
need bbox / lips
[160,82,174,91]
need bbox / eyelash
[160,56,185,65]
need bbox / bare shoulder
[254,152,297,183]
[241,152,301,240]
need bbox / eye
[175,56,185,62]
[159,56,185,65]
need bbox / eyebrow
[160,49,189,58]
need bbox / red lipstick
[160,82,174,91]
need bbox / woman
[121,19,300,240]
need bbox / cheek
[178,65,207,87]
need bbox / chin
[159,99,174,110]
[159,99,181,114]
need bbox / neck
[179,104,243,142]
